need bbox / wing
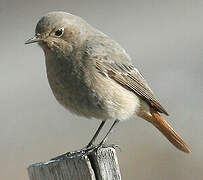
[95,59,169,115]
[84,36,169,115]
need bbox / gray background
[0,0,202,179]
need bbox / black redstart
[25,11,190,153]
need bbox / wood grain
[27,147,121,180]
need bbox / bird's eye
[54,28,64,37]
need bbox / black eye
[54,28,64,37]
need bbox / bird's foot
[50,145,99,160]
[98,143,121,151]
[50,149,86,160]
[83,142,121,155]
[50,143,121,161]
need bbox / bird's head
[25,12,91,56]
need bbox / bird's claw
[50,143,121,160]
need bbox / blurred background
[0,0,202,179]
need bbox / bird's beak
[25,35,42,44]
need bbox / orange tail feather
[140,108,191,153]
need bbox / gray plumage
[25,11,190,153]
[35,12,167,117]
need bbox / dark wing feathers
[85,36,168,115]
[95,59,169,116]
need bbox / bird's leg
[52,120,120,159]
[70,120,106,156]
[80,120,120,156]
[98,119,120,148]
[51,121,106,160]
[86,120,106,148]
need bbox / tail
[139,108,191,153]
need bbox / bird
[25,11,190,154]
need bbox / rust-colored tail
[140,108,191,153]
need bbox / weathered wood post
[27,147,122,180]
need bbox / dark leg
[65,120,119,158]
[99,119,119,145]
[52,120,119,159]
[86,121,106,147]
[52,121,106,159]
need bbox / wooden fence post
[27,147,122,180]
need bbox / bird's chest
[45,56,106,118]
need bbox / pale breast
[91,72,142,121]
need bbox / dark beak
[25,35,42,44]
